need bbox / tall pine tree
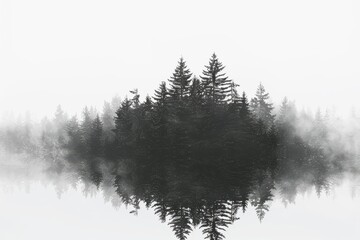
[168,57,192,101]
[250,83,274,130]
[200,53,232,105]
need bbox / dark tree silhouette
[201,53,232,105]
[0,53,357,240]
[168,57,193,101]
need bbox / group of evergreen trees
[0,53,357,240]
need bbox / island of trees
[0,54,358,240]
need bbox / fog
[1,0,360,239]
[1,0,360,118]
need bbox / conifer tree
[143,95,153,115]
[101,101,115,139]
[276,97,297,140]
[229,81,240,105]
[151,82,169,153]
[168,57,192,101]
[54,105,68,129]
[168,205,193,240]
[66,115,83,155]
[111,95,122,113]
[250,172,274,222]
[239,92,251,121]
[189,76,204,108]
[200,201,232,240]
[53,105,68,145]
[90,114,103,156]
[153,199,168,223]
[250,83,275,130]
[200,53,232,104]
[80,107,93,154]
[153,81,168,107]
[114,98,133,146]
[227,81,240,115]
[139,95,154,143]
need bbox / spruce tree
[229,81,240,105]
[200,53,232,104]
[90,114,103,156]
[200,201,232,240]
[101,101,115,140]
[239,91,251,121]
[152,82,169,152]
[250,83,275,130]
[168,205,193,240]
[53,105,68,145]
[168,57,192,101]
[189,76,204,108]
[66,115,83,156]
[227,81,240,114]
[54,105,68,129]
[114,98,133,150]
[143,95,153,115]
[141,95,154,142]
[153,81,168,108]
[80,107,94,154]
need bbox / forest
[0,54,359,240]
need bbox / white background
[1,0,360,119]
[0,182,359,240]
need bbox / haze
[1,0,360,119]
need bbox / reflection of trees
[0,54,358,240]
[250,170,274,222]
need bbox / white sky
[1,0,360,119]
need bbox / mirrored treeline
[0,54,359,240]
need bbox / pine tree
[152,82,169,152]
[143,95,153,116]
[250,83,274,130]
[101,101,115,140]
[111,95,122,113]
[229,81,240,104]
[54,105,68,129]
[90,114,103,156]
[188,76,204,142]
[168,57,192,101]
[200,201,232,240]
[250,172,274,222]
[168,205,193,240]
[153,81,168,107]
[276,97,297,140]
[141,96,154,141]
[153,199,168,223]
[53,105,68,145]
[239,92,251,121]
[200,53,232,104]
[189,76,204,108]
[152,81,169,127]
[277,97,289,124]
[227,81,240,115]
[66,115,83,155]
[114,98,133,146]
[80,107,94,154]
[129,89,144,143]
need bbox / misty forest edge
[1,53,359,240]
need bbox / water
[0,177,359,240]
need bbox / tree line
[0,53,357,240]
